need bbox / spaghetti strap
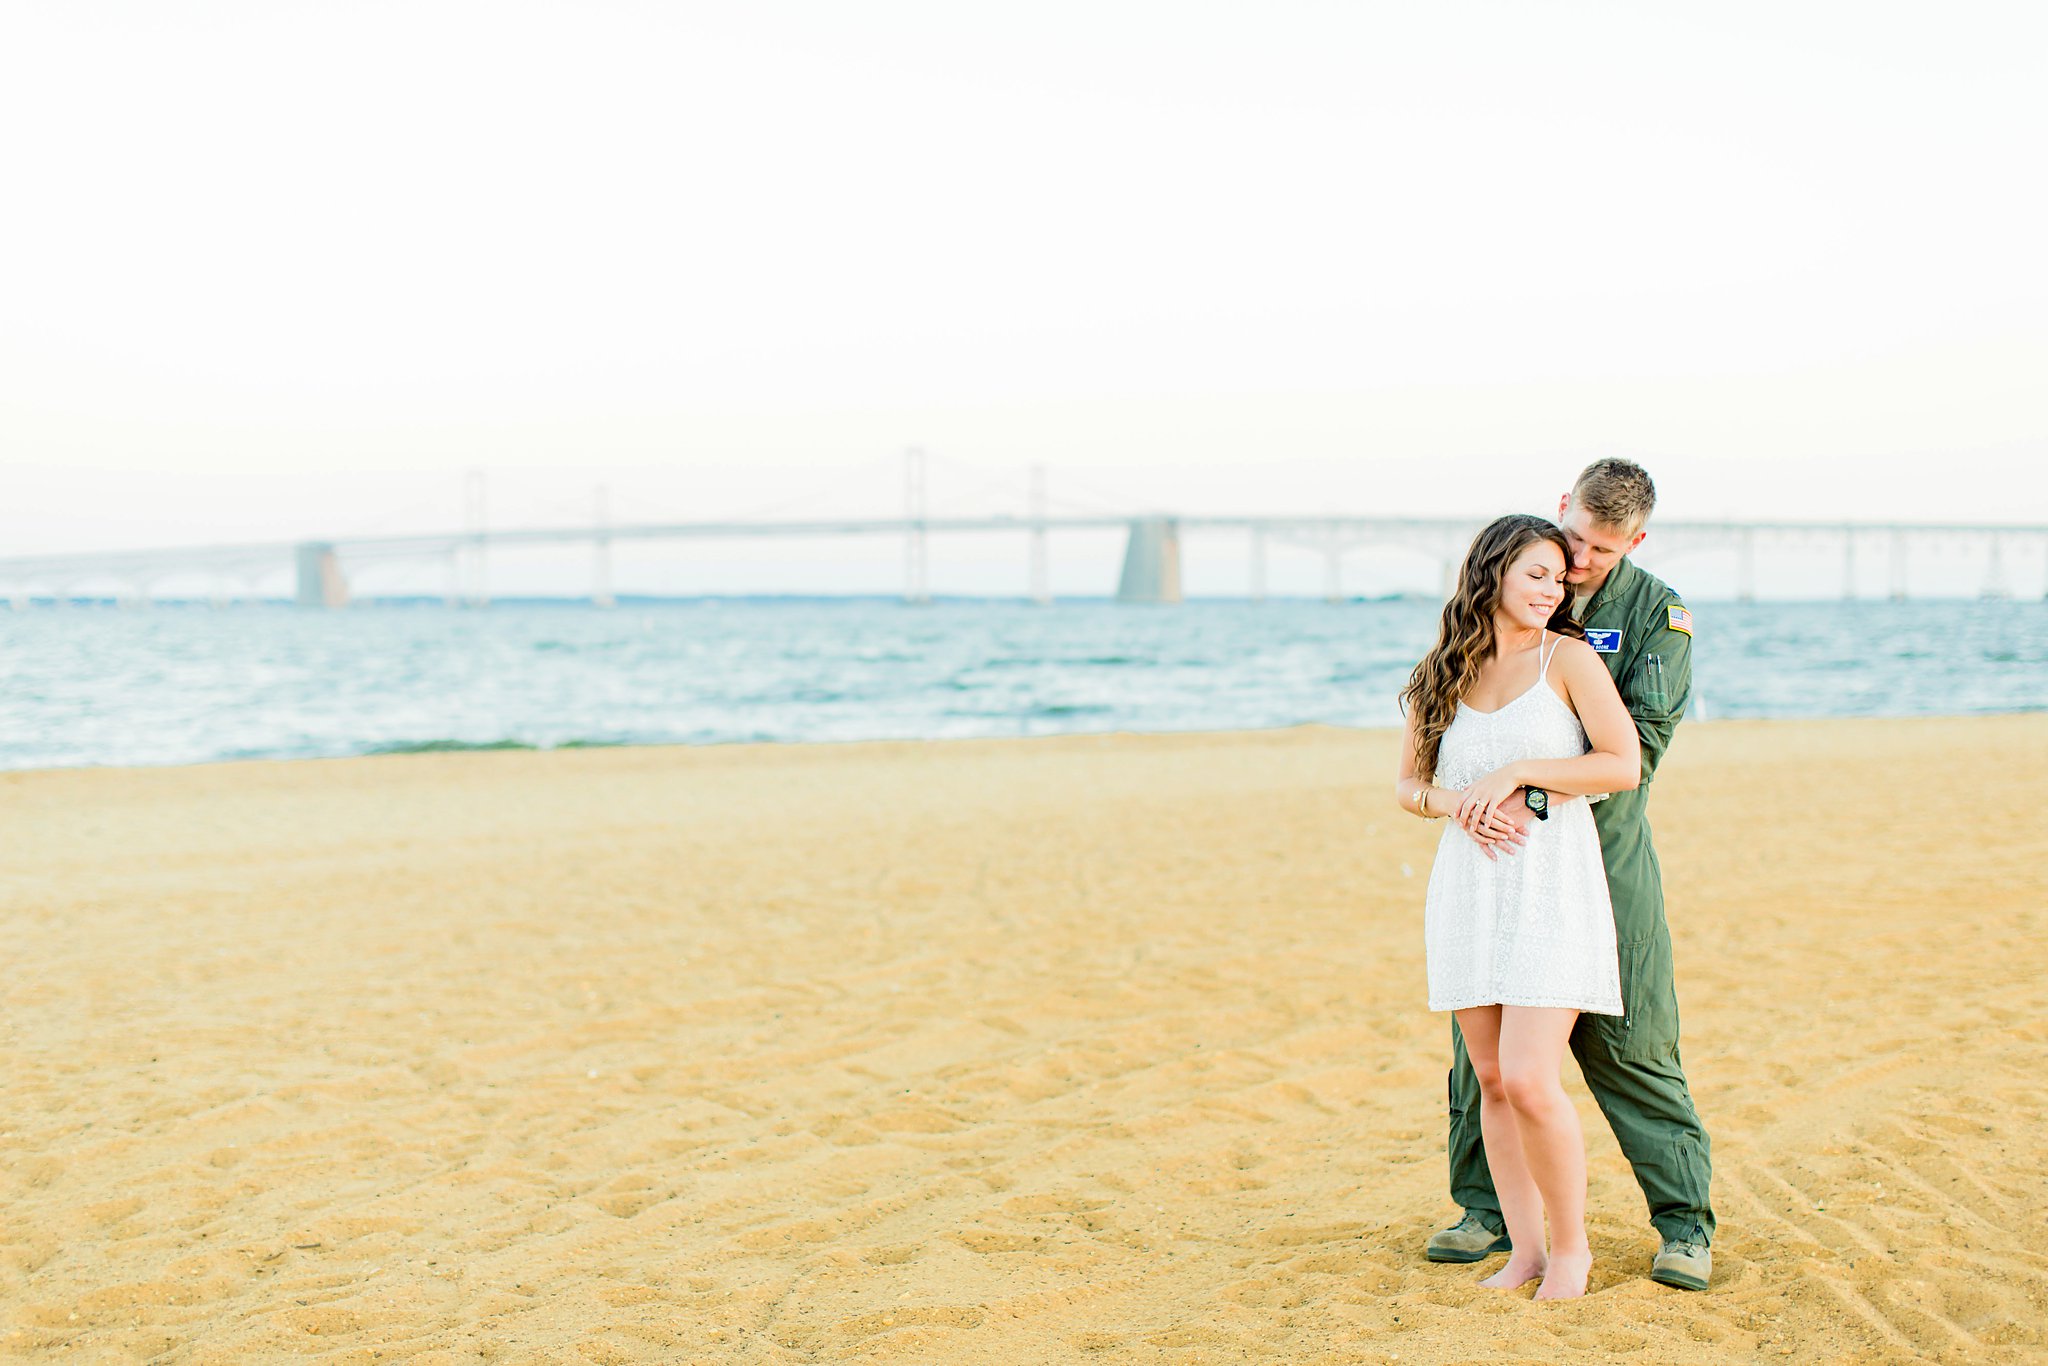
[1538,630,1563,683]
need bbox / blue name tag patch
[1585,628,1623,653]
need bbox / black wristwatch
[1522,787,1549,821]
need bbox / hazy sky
[3,1,2044,594]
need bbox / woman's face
[1497,539,1567,630]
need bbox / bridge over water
[4,512,2043,607]
[5,452,2043,606]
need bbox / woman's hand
[1464,804,1528,861]
[1457,764,1525,830]
[1441,780,1527,862]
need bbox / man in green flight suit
[1424,458,1715,1291]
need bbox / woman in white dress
[1394,514,1642,1300]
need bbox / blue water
[2,598,2043,771]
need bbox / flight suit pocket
[1638,652,1670,713]
[1591,931,1680,1063]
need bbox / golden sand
[4,715,2045,1363]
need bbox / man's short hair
[1571,458,1656,534]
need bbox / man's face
[1557,496,1646,590]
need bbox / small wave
[366,736,638,755]
[939,701,1117,720]
[784,687,858,704]
[365,738,538,755]
[979,655,1151,670]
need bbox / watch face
[1525,788,1547,811]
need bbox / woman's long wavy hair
[1400,514,1586,782]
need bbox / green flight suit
[1446,554,1716,1246]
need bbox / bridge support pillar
[1116,518,1182,604]
[1028,464,1051,605]
[1984,536,2008,599]
[296,541,350,609]
[592,486,615,608]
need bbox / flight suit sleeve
[1622,597,1693,784]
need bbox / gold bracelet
[1416,785,1431,818]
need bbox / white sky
[3,1,2045,595]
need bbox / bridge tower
[462,468,490,607]
[1116,518,1182,604]
[295,542,350,608]
[1028,464,1050,605]
[903,447,930,604]
[1983,534,2009,599]
[592,484,615,608]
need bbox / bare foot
[1534,1248,1592,1300]
[1479,1254,1547,1290]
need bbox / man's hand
[1460,789,1532,862]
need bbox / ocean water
[2,597,2043,771]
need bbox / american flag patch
[1667,604,1693,635]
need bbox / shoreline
[10,705,2048,779]
[7,714,2046,1362]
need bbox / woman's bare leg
[1454,1007,1547,1289]
[1497,1005,1592,1300]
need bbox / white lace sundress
[1424,633,1623,1015]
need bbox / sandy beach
[4,714,2045,1364]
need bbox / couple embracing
[1395,459,1714,1300]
